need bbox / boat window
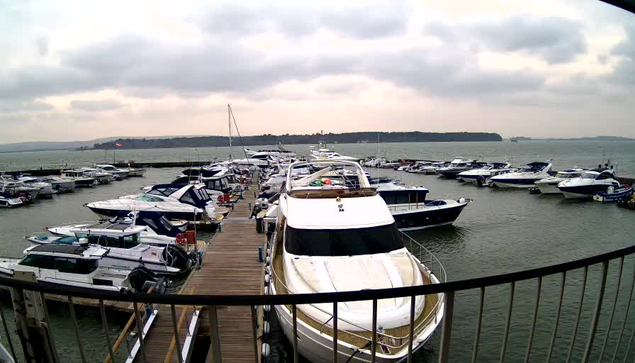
[81,234,139,248]
[142,218,158,231]
[379,190,427,205]
[136,194,164,202]
[199,188,211,201]
[285,224,404,256]
[55,258,98,274]
[180,191,197,206]
[581,172,598,179]
[159,216,175,231]
[20,255,55,269]
[148,187,179,197]
[597,172,613,180]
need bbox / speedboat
[77,167,114,184]
[270,160,445,363]
[558,168,621,199]
[0,244,162,292]
[373,179,470,230]
[0,177,39,200]
[86,184,219,221]
[593,185,634,203]
[436,158,482,179]
[60,170,97,187]
[27,227,193,275]
[95,164,130,180]
[534,169,585,194]
[457,163,513,185]
[16,176,54,197]
[41,176,76,193]
[48,211,187,243]
[489,161,553,188]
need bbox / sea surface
[0,141,634,362]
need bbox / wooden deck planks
[134,187,264,363]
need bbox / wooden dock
[129,190,265,363]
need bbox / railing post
[471,287,485,363]
[99,299,116,363]
[612,266,635,363]
[582,261,609,363]
[333,301,338,363]
[0,300,17,363]
[133,301,148,363]
[547,271,566,363]
[524,277,542,363]
[567,266,589,363]
[408,295,416,363]
[207,305,222,363]
[499,281,515,363]
[170,304,183,363]
[68,296,87,363]
[251,305,259,363]
[438,291,455,363]
[371,298,378,363]
[292,304,299,363]
[599,257,624,362]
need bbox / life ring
[218,195,224,202]
[176,233,187,246]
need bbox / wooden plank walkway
[133,188,265,363]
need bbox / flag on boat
[115,143,122,147]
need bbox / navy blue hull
[558,184,614,196]
[391,203,467,231]
[88,207,203,221]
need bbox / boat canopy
[523,162,550,172]
[147,184,211,207]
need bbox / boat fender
[265,256,271,265]
[263,305,271,312]
[263,321,270,335]
[264,273,270,284]
[264,285,270,295]
[458,198,466,203]
[262,343,271,357]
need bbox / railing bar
[371,298,378,363]
[100,299,116,363]
[599,257,624,362]
[499,281,515,363]
[124,332,132,358]
[170,304,183,363]
[292,304,298,363]
[408,294,415,363]
[438,291,455,363]
[251,305,258,363]
[567,266,589,363]
[582,261,609,363]
[133,301,148,363]
[546,271,567,363]
[471,287,485,363]
[68,296,87,363]
[612,264,635,363]
[208,305,222,363]
[39,291,61,363]
[0,298,18,363]
[622,322,635,363]
[333,301,338,363]
[524,277,542,363]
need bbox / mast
[228,104,233,161]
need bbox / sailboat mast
[228,104,233,161]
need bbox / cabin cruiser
[310,141,358,161]
[0,177,40,200]
[170,174,233,199]
[27,227,193,275]
[489,161,553,188]
[95,164,130,180]
[0,244,162,292]
[16,176,54,197]
[60,170,97,187]
[534,169,585,194]
[86,183,219,222]
[373,179,470,230]
[558,168,621,199]
[41,176,76,193]
[457,163,514,185]
[0,192,27,208]
[47,211,186,245]
[270,160,445,362]
[409,161,447,175]
[77,167,114,184]
[436,158,483,179]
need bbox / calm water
[0,141,634,362]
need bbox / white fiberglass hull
[535,183,561,194]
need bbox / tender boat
[558,168,620,199]
[0,177,39,200]
[489,161,553,188]
[86,184,219,221]
[374,180,470,231]
[534,169,585,194]
[47,211,186,244]
[60,170,97,187]
[27,227,193,275]
[593,185,634,203]
[270,160,445,363]
[0,244,161,292]
[457,163,513,185]
[436,158,482,179]
[0,192,27,208]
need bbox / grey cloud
[0,100,54,113]
[70,99,125,111]
[606,24,635,86]
[318,3,409,39]
[35,34,49,56]
[425,14,587,64]
[0,65,96,100]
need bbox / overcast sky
[0,0,633,143]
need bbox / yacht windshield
[581,172,598,179]
[285,223,403,256]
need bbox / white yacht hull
[535,183,561,194]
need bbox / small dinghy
[593,185,633,203]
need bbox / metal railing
[0,243,632,363]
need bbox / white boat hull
[535,183,561,194]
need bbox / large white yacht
[457,162,514,185]
[310,141,358,161]
[558,168,621,199]
[269,160,445,362]
[489,161,553,188]
[534,169,585,194]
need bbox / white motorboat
[86,183,219,222]
[489,161,553,188]
[27,226,193,275]
[0,244,162,292]
[436,158,484,179]
[270,160,445,363]
[457,162,514,185]
[77,167,114,184]
[0,192,27,208]
[310,141,358,161]
[558,168,621,199]
[60,170,97,187]
[16,176,54,197]
[41,176,76,193]
[0,177,39,200]
[95,164,130,180]
[534,169,585,194]
[48,211,187,245]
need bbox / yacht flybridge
[269,160,445,363]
